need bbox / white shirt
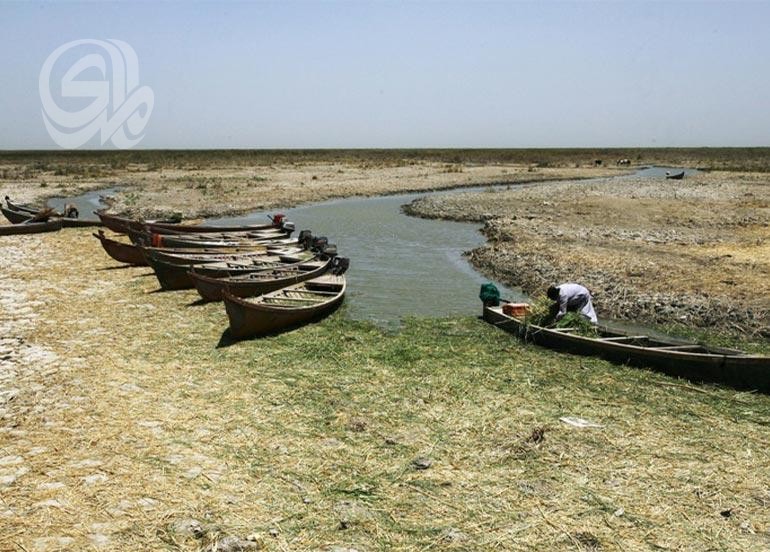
[556,283,598,324]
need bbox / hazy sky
[1,1,769,149]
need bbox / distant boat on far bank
[665,171,685,180]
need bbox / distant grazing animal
[617,158,630,166]
[593,159,603,166]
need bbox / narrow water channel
[47,187,123,222]
[206,190,527,326]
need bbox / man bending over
[547,283,598,324]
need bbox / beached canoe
[0,218,63,236]
[5,196,41,214]
[144,243,306,266]
[93,230,148,265]
[190,257,331,302]
[147,254,306,291]
[483,303,770,392]
[95,211,184,234]
[1,204,32,224]
[188,251,314,277]
[145,247,272,266]
[223,273,346,339]
[94,230,275,267]
[665,171,685,180]
[4,204,103,227]
[144,233,298,249]
[143,213,287,234]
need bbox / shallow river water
[205,166,695,325]
[207,189,526,326]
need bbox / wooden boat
[0,207,102,228]
[93,230,148,265]
[1,204,32,224]
[0,218,63,236]
[140,225,286,238]
[147,254,305,291]
[95,211,182,234]
[483,303,770,392]
[94,231,275,267]
[190,258,331,302]
[59,217,103,228]
[665,171,685,180]
[145,244,306,267]
[4,204,103,227]
[189,251,314,277]
[145,247,271,266]
[144,215,283,234]
[145,233,297,250]
[223,274,346,339]
[5,196,41,214]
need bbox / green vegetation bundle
[525,295,598,337]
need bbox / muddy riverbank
[405,171,770,337]
[0,158,619,219]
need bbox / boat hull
[93,231,147,265]
[145,220,279,234]
[190,259,330,302]
[95,212,181,234]
[484,305,770,392]
[5,198,41,214]
[147,254,301,291]
[223,275,346,339]
[146,233,293,249]
[0,219,63,236]
[60,218,103,228]
[1,205,32,224]
[5,205,103,227]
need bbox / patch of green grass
[658,321,770,354]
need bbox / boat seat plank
[599,335,648,342]
[552,327,579,333]
[648,345,704,351]
[263,297,326,304]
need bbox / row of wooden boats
[484,300,770,393]
[93,212,348,338]
[0,196,103,235]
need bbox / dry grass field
[0,229,768,551]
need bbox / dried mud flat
[406,171,770,338]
